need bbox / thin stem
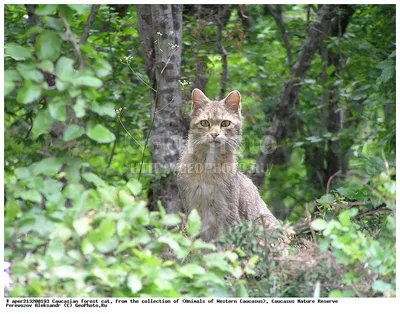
[138,36,163,180]
[118,113,143,149]
[106,113,121,170]
[125,62,157,92]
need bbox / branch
[268,4,293,70]
[61,16,85,71]
[79,4,100,45]
[356,208,392,220]
[326,169,367,194]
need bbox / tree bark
[252,5,337,188]
[305,5,355,190]
[137,5,184,214]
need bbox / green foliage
[310,158,396,297]
[4,4,395,298]
[6,174,254,297]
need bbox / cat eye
[200,120,210,127]
[221,120,231,127]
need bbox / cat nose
[210,131,219,138]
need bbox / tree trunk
[305,5,355,190]
[137,5,184,214]
[252,5,337,188]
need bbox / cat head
[189,89,242,151]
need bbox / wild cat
[177,89,279,242]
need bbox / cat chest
[186,182,227,213]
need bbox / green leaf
[32,157,63,176]
[20,190,42,203]
[162,214,181,226]
[32,109,54,139]
[179,264,205,278]
[44,16,63,31]
[326,64,336,76]
[4,81,15,96]
[6,199,21,220]
[192,239,216,250]
[36,31,61,60]
[127,274,142,294]
[5,44,32,60]
[53,266,86,280]
[74,76,103,88]
[38,60,54,73]
[82,172,107,187]
[372,280,392,292]
[27,26,43,36]
[311,218,327,231]
[248,255,260,266]
[73,98,86,118]
[338,209,355,227]
[48,98,67,122]
[158,235,187,259]
[64,124,85,141]
[235,283,249,297]
[5,70,21,81]
[46,237,65,262]
[187,209,201,236]
[15,167,31,179]
[73,217,90,236]
[329,289,343,297]
[93,59,112,78]
[89,219,116,244]
[90,102,116,117]
[317,194,335,204]
[35,4,58,15]
[127,179,142,196]
[82,239,95,255]
[16,64,44,83]
[56,56,75,79]
[67,4,89,14]
[87,124,116,143]
[16,84,41,104]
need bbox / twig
[326,170,341,194]
[106,112,121,170]
[118,114,143,150]
[326,169,367,194]
[60,16,85,71]
[355,208,392,220]
[347,201,371,207]
[79,4,100,45]
[138,33,164,180]
[124,62,157,92]
[155,95,177,113]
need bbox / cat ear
[223,90,241,113]
[192,88,210,112]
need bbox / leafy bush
[5,174,255,297]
